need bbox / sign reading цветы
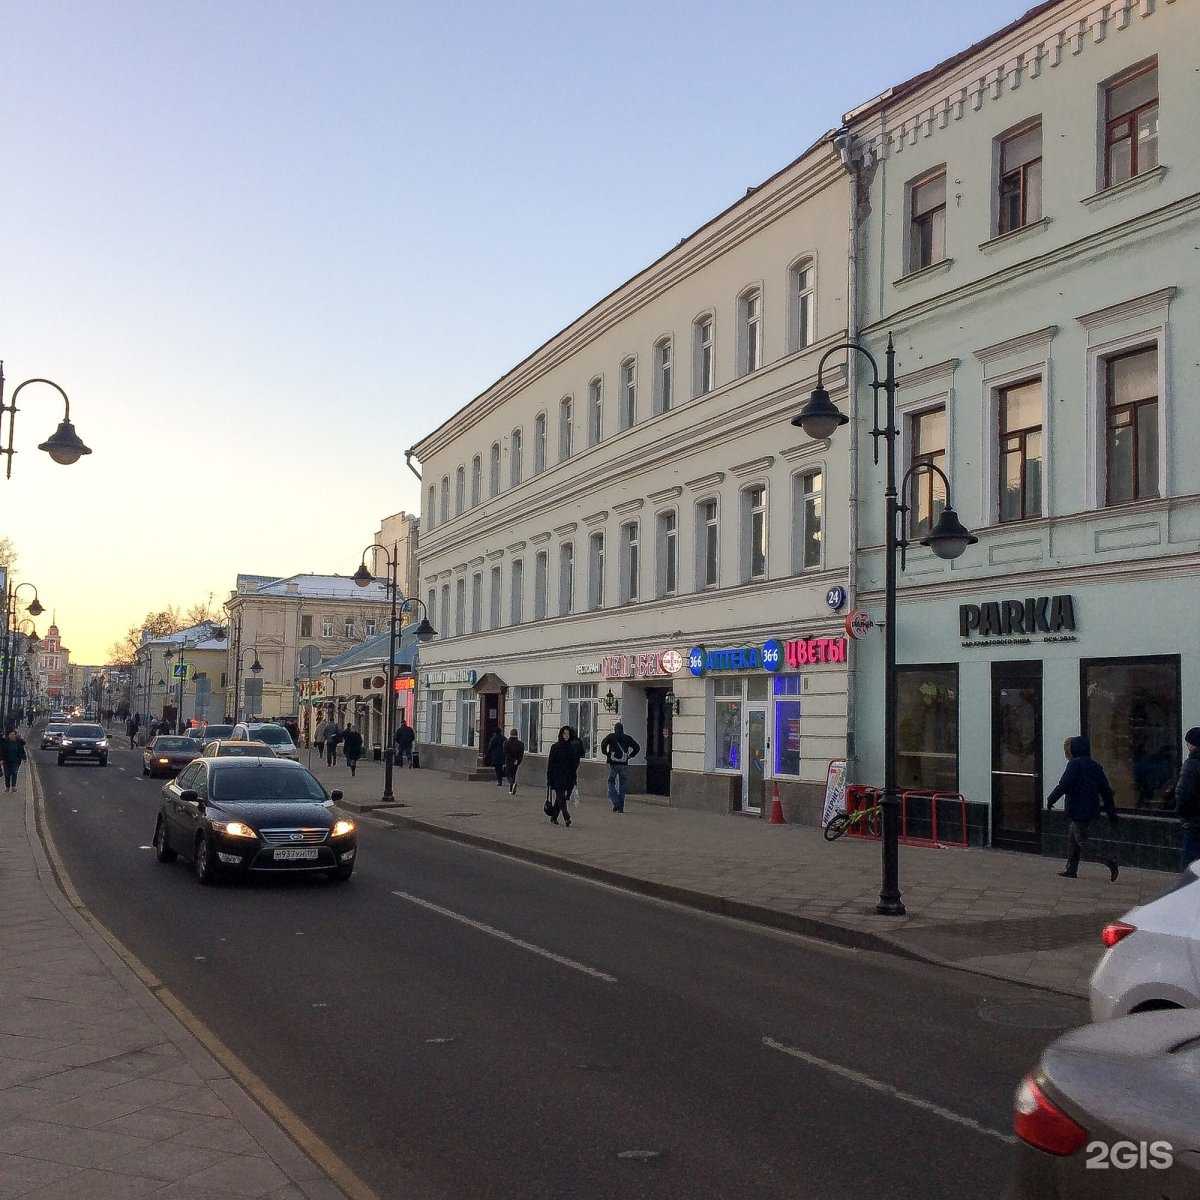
[960,594,1076,639]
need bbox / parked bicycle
[823,803,882,842]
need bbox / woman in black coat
[545,725,578,826]
[486,728,506,787]
[2,729,27,792]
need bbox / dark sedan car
[153,756,356,884]
[1008,1009,1200,1198]
[57,724,110,766]
[142,735,202,777]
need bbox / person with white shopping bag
[545,725,578,827]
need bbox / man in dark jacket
[394,718,415,767]
[1047,735,1119,881]
[1175,726,1200,870]
[2,729,27,791]
[486,728,506,786]
[600,722,641,813]
[343,725,364,776]
[545,725,578,826]
[503,729,525,795]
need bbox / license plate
[273,847,319,861]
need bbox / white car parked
[231,721,300,762]
[1089,861,1200,1021]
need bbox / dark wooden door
[991,661,1043,852]
[645,687,672,796]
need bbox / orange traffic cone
[769,781,786,824]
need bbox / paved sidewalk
[0,766,351,1200]
[314,756,1174,998]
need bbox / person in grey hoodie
[600,722,640,813]
[1174,726,1200,870]
[1046,735,1119,881]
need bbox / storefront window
[564,684,598,758]
[1082,656,1180,811]
[773,676,802,776]
[457,689,476,748]
[428,693,444,744]
[714,677,742,771]
[514,685,542,754]
[896,665,958,792]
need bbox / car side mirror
[331,790,344,803]
[179,789,199,805]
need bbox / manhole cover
[977,999,1085,1029]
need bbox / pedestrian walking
[504,728,525,795]
[2,728,27,792]
[486,728,506,787]
[394,718,415,767]
[126,715,138,750]
[326,725,342,767]
[600,721,640,813]
[545,725,577,826]
[1046,735,1120,881]
[343,725,364,777]
[1174,726,1200,870]
[316,715,336,760]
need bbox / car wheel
[329,862,355,882]
[1131,1000,1183,1014]
[153,816,177,863]
[193,833,218,885]
[99,757,108,767]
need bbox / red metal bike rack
[898,789,969,848]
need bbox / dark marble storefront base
[1041,808,1183,873]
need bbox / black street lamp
[0,370,92,478]
[0,582,43,731]
[793,334,976,916]
[234,645,264,722]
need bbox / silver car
[41,722,70,750]
[231,721,299,762]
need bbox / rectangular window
[621,523,639,604]
[321,618,334,638]
[742,291,762,373]
[343,618,354,638]
[364,620,376,637]
[300,615,313,638]
[588,532,605,610]
[534,414,546,474]
[791,263,815,351]
[559,543,574,616]
[620,359,636,430]
[534,551,548,621]
[588,379,602,445]
[998,379,1043,522]
[455,578,466,636]
[896,664,958,791]
[510,559,524,626]
[510,430,522,487]
[773,675,803,776]
[699,499,719,588]
[655,340,672,413]
[695,318,714,395]
[439,585,450,640]
[471,456,481,506]
[559,398,573,461]
[489,566,501,629]
[656,511,676,597]
[1105,347,1158,505]
[489,443,500,498]
[564,684,598,759]
[714,677,742,771]
[744,486,767,581]
[793,469,823,570]
[428,691,444,743]
[471,572,482,633]
[909,172,946,273]
[514,685,542,754]
[1105,63,1158,187]
[457,688,476,748]
[998,123,1042,235]
[909,406,947,537]
[1081,656,1180,812]
[455,466,465,515]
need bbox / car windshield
[217,745,274,757]
[66,725,104,737]
[205,725,233,738]
[250,726,293,746]
[155,738,196,750]
[210,763,325,802]
[47,724,69,732]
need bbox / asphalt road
[35,740,1087,1200]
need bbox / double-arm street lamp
[1,583,44,730]
[0,370,92,478]
[233,645,264,722]
[792,334,976,916]
[353,544,436,804]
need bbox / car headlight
[331,819,356,838]
[158,757,169,764]
[97,741,108,749]
[211,820,257,839]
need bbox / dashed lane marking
[392,891,618,983]
[762,1036,1016,1145]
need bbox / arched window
[619,357,637,430]
[789,258,815,352]
[693,314,714,397]
[738,288,762,375]
[427,485,437,530]
[471,454,482,506]
[588,378,603,446]
[654,338,673,414]
[534,412,547,473]
[510,428,523,487]
[559,396,573,461]
[440,475,450,524]
[455,465,465,514]
[489,442,501,497]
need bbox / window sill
[978,217,1052,254]
[1080,165,1168,210]
[892,258,954,290]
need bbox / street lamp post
[0,583,43,731]
[0,370,92,478]
[792,334,976,916]
[234,646,264,722]
[353,545,436,805]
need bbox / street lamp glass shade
[26,598,44,617]
[791,386,848,440]
[414,617,437,644]
[920,506,978,561]
[38,419,92,466]
[352,563,374,588]
[250,656,264,674]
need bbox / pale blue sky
[2,0,1014,659]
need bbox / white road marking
[392,891,618,983]
[138,845,153,850]
[762,1036,1016,1145]
[617,1150,661,1160]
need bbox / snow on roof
[237,573,390,601]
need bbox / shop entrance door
[644,687,672,796]
[743,705,767,814]
[991,661,1043,852]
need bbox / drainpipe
[404,449,421,481]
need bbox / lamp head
[250,655,264,675]
[414,618,436,644]
[791,385,848,440]
[38,419,91,466]
[920,506,978,561]
[26,598,44,617]
[352,563,374,588]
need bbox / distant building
[36,625,70,704]
[371,511,419,596]
[133,621,229,727]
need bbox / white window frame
[321,618,335,638]
[896,384,956,532]
[509,559,524,626]
[588,531,605,611]
[619,356,637,430]
[737,286,763,375]
[457,689,476,748]
[454,578,466,636]
[905,167,948,275]
[562,683,599,759]
[364,619,376,637]
[587,377,603,446]
[489,442,501,497]
[427,485,436,530]
[471,455,482,507]
[693,313,715,397]
[489,565,501,630]
[534,412,546,474]
[696,496,720,590]
[343,618,354,638]
[534,551,548,621]
[655,509,678,598]
[455,465,465,515]
[559,396,573,461]
[790,466,826,573]
[619,521,640,605]
[788,257,816,352]
[471,572,483,633]
[439,585,450,640]
[740,483,769,582]
[981,366,1051,528]
[510,428,523,487]
[653,336,673,414]
[427,588,436,632]
[559,542,574,616]
[440,475,450,524]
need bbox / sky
[2,0,1017,662]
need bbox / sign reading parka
[960,595,1077,640]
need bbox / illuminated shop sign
[784,637,848,666]
[601,649,683,679]
[690,636,847,676]
[959,595,1076,641]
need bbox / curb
[373,808,1089,1000]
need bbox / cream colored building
[408,135,853,820]
[133,621,229,728]
[223,573,391,722]
[370,511,419,595]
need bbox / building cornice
[730,455,776,479]
[553,522,578,538]
[779,438,832,463]
[583,509,609,528]
[611,499,644,516]
[686,471,725,491]
[1076,286,1176,330]
[530,531,552,545]
[647,486,682,504]
[974,326,1057,365]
